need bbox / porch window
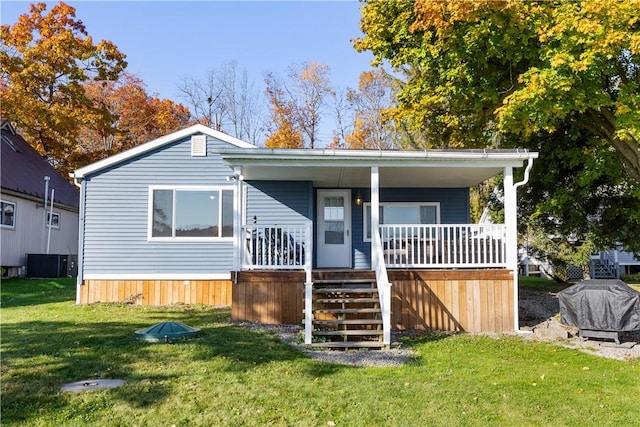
[149,187,233,240]
[1,200,15,228]
[364,202,439,241]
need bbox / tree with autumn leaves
[355,0,640,267]
[264,62,335,149]
[1,2,190,177]
[355,0,640,179]
[82,73,190,158]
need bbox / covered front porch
[219,148,537,347]
[234,221,512,347]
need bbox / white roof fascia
[216,148,539,168]
[73,124,255,179]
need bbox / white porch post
[503,166,519,331]
[305,221,313,345]
[371,166,392,345]
[232,167,243,274]
[371,166,380,268]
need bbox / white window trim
[363,201,440,242]
[46,211,61,229]
[0,200,16,229]
[147,185,235,242]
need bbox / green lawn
[1,278,638,426]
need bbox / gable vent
[191,135,207,157]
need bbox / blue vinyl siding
[82,134,473,276]
[245,181,313,225]
[350,187,470,269]
[81,136,237,276]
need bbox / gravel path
[242,323,419,367]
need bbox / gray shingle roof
[1,119,79,209]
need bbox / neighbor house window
[46,211,60,229]
[1,201,15,228]
[364,202,439,240]
[149,187,233,240]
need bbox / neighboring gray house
[587,248,639,280]
[1,119,79,277]
[73,124,538,347]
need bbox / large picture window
[150,187,234,240]
[1,201,15,228]
[364,202,439,240]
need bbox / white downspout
[506,157,535,334]
[232,167,243,275]
[42,176,50,253]
[46,189,55,254]
[72,174,85,305]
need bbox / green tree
[1,2,127,176]
[354,0,640,180]
[520,127,640,262]
[355,0,640,259]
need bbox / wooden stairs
[310,274,385,349]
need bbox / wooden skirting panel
[79,279,232,306]
[389,270,514,332]
[232,279,305,324]
[232,269,514,332]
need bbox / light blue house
[73,124,537,347]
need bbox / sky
[1,0,377,145]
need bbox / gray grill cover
[558,280,640,331]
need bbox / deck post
[504,166,519,331]
[305,281,313,344]
[304,221,313,344]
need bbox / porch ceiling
[239,165,502,188]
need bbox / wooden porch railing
[379,224,507,268]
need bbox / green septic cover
[134,321,201,342]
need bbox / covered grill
[558,279,640,344]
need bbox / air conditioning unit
[26,254,72,278]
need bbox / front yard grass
[1,278,638,426]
